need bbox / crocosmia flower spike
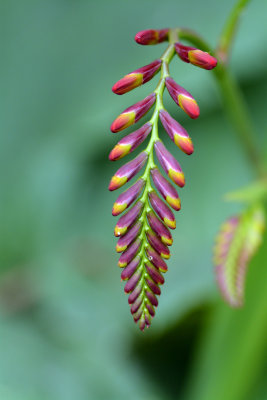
[109,27,217,330]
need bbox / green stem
[217,0,252,64]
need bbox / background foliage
[1,0,267,399]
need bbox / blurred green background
[1,1,267,399]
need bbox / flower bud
[121,256,140,280]
[128,283,142,304]
[147,210,173,246]
[146,245,168,272]
[159,110,194,155]
[112,180,144,216]
[112,60,162,95]
[154,140,185,187]
[124,268,142,292]
[148,191,176,229]
[145,261,165,284]
[165,77,200,119]
[118,239,141,268]
[145,289,158,306]
[109,152,148,191]
[175,43,217,70]
[150,168,181,211]
[145,276,161,295]
[109,123,152,161]
[114,200,143,236]
[110,93,156,133]
[135,29,169,45]
[130,294,143,314]
[146,229,170,259]
[116,221,142,252]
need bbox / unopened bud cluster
[109,28,217,330]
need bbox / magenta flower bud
[112,60,162,95]
[109,152,148,191]
[146,245,168,272]
[150,167,181,211]
[149,191,176,229]
[145,289,158,307]
[145,276,161,295]
[112,180,144,217]
[145,261,165,284]
[110,93,156,133]
[114,201,144,236]
[165,77,200,119]
[118,239,141,268]
[133,307,143,322]
[135,29,169,45]
[146,304,155,318]
[121,256,140,281]
[109,123,152,161]
[131,295,143,314]
[128,284,142,304]
[124,268,142,293]
[116,221,142,252]
[175,43,217,70]
[147,210,173,246]
[154,140,185,187]
[146,229,170,259]
[159,110,194,155]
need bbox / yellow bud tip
[114,225,127,236]
[116,244,127,253]
[162,237,173,246]
[164,218,176,229]
[169,169,185,188]
[112,202,127,216]
[166,195,181,211]
[109,175,128,191]
[178,95,200,119]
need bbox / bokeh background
[1,1,267,399]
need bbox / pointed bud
[114,201,144,236]
[147,210,173,246]
[165,77,200,119]
[145,289,158,307]
[146,229,170,259]
[175,43,217,70]
[121,256,140,281]
[112,180,144,216]
[124,268,142,293]
[109,123,152,161]
[110,93,156,133]
[112,60,162,95]
[135,29,169,45]
[116,221,142,252]
[154,140,185,187]
[149,191,176,229]
[128,283,142,304]
[145,276,161,295]
[150,168,181,211]
[109,152,148,191]
[118,239,141,267]
[159,110,194,155]
[146,245,168,272]
[145,261,165,284]
[130,294,143,314]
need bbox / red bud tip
[135,29,169,45]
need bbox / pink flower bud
[147,210,173,246]
[149,191,176,229]
[112,60,162,95]
[124,267,142,292]
[114,201,143,236]
[109,152,148,191]
[109,123,152,161]
[146,245,168,272]
[146,229,170,259]
[145,289,158,306]
[112,180,144,216]
[110,93,156,133]
[121,256,140,281]
[116,221,142,252]
[150,167,181,211]
[145,261,165,284]
[118,239,141,268]
[165,77,200,119]
[135,29,169,45]
[159,110,194,155]
[175,43,217,70]
[154,140,185,187]
[145,276,161,295]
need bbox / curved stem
[217,0,252,64]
